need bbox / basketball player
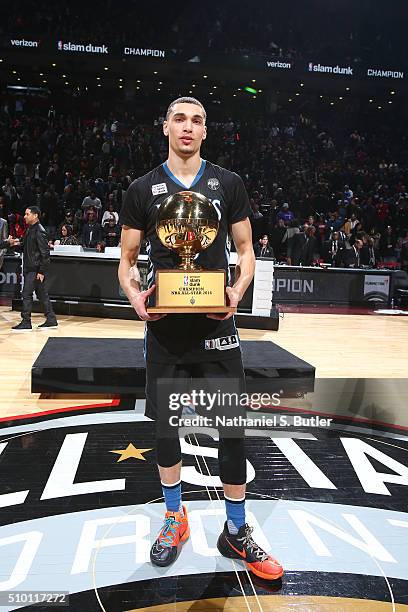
[118,97,283,580]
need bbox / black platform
[31,338,314,396]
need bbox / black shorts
[145,357,245,422]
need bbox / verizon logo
[266,60,291,69]
[10,39,39,48]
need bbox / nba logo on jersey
[207,178,220,190]
[183,275,189,285]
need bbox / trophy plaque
[147,190,235,314]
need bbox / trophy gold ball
[156,191,219,270]
[148,190,234,314]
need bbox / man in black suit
[343,239,363,268]
[289,225,317,266]
[253,234,274,258]
[323,231,344,266]
[360,237,379,267]
[81,208,102,248]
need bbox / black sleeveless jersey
[119,159,251,364]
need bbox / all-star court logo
[0,400,408,609]
[207,178,220,190]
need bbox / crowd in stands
[0,100,407,270]
[2,0,404,65]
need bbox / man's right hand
[130,284,166,321]
[8,236,20,247]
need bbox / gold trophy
[147,190,235,313]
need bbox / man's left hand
[206,286,240,321]
[36,273,45,282]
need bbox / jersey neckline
[162,159,206,189]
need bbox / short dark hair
[166,96,206,121]
[27,205,40,217]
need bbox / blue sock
[225,496,245,534]
[161,480,183,514]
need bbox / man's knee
[156,437,181,468]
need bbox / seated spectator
[81,191,102,215]
[103,218,121,247]
[96,241,106,253]
[8,213,26,239]
[57,210,78,238]
[276,203,294,225]
[81,209,102,248]
[54,224,78,246]
[101,201,119,227]
[254,235,274,258]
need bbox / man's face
[333,232,339,241]
[24,209,38,225]
[261,236,268,246]
[88,212,95,221]
[163,103,206,157]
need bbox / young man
[118,97,283,581]
[12,206,58,332]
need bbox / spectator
[380,226,397,262]
[81,209,102,248]
[254,235,274,258]
[13,157,27,188]
[276,203,294,225]
[343,239,364,268]
[103,218,121,247]
[54,224,78,246]
[81,191,102,215]
[101,200,119,226]
[360,236,379,267]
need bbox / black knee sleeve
[218,437,246,485]
[156,437,182,468]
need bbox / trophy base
[147,306,236,314]
[147,268,231,313]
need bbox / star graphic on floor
[110,443,153,462]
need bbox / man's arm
[36,227,51,279]
[118,226,164,321]
[208,217,255,321]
